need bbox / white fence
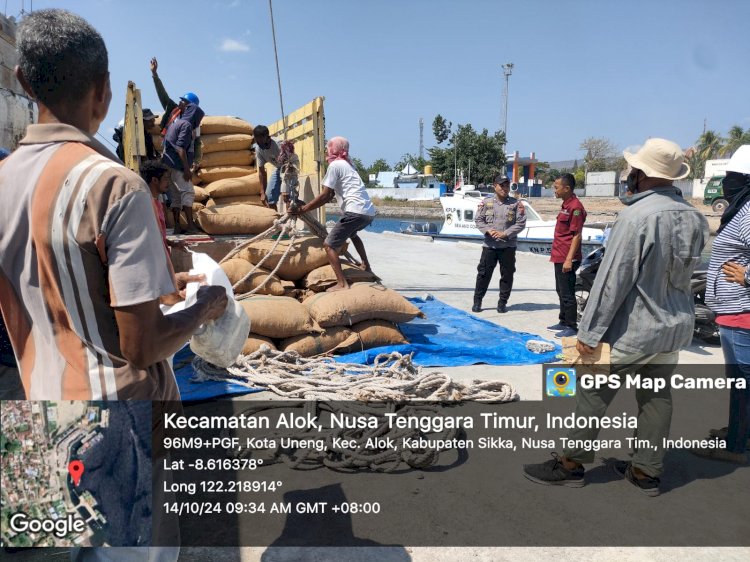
[366,188,442,201]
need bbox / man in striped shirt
[0,9,227,402]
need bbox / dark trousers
[473,247,516,305]
[554,261,579,329]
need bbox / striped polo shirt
[705,201,750,315]
[0,124,178,400]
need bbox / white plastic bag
[185,251,250,368]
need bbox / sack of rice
[201,133,254,154]
[200,150,255,168]
[197,204,278,235]
[200,116,253,135]
[203,174,262,198]
[279,327,358,358]
[240,296,320,338]
[206,194,262,207]
[219,258,284,295]
[193,185,209,203]
[199,165,256,183]
[238,236,343,282]
[242,335,276,355]
[304,262,379,292]
[304,283,424,328]
[337,320,407,354]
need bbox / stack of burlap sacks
[152,115,277,234]
[219,235,424,358]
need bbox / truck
[703,175,727,213]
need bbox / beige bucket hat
[623,138,690,180]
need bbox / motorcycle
[574,247,720,345]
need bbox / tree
[722,125,750,157]
[579,137,617,173]
[368,158,390,176]
[428,124,507,185]
[393,153,428,173]
[696,129,724,161]
[432,114,452,144]
[351,157,370,184]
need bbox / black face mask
[626,170,639,194]
[723,172,750,202]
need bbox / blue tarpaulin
[174,297,559,400]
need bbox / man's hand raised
[150,57,158,76]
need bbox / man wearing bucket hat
[523,138,709,496]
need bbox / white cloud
[220,38,250,53]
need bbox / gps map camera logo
[546,368,576,397]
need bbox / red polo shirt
[551,195,586,263]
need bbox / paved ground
[6,232,744,562]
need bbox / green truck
[703,175,728,213]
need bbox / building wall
[1,15,37,150]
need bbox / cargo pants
[562,348,679,478]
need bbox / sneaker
[522,452,585,488]
[612,460,660,497]
[546,322,566,332]
[471,304,482,313]
[554,327,578,339]
[690,447,748,464]
[497,303,507,313]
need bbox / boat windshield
[521,202,542,221]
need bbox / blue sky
[8,0,750,166]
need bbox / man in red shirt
[548,173,586,338]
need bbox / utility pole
[419,117,424,160]
[501,62,514,141]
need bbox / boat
[401,187,606,256]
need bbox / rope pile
[193,348,517,472]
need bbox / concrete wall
[366,188,441,201]
[585,184,617,197]
[1,14,36,150]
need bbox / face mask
[626,170,639,193]
[722,172,750,202]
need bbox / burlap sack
[238,236,343,282]
[279,327,358,358]
[219,258,284,295]
[165,202,205,229]
[152,134,163,153]
[200,116,254,135]
[201,133,254,154]
[303,283,424,328]
[305,262,380,292]
[240,296,320,338]
[199,165,256,183]
[200,150,255,168]
[242,335,276,355]
[197,204,278,235]
[337,320,407,354]
[206,195,263,207]
[193,185,209,203]
[203,174,262,197]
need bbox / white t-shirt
[322,160,376,216]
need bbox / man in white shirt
[293,136,377,291]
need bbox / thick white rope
[194,348,517,472]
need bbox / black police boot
[472,301,482,313]
[497,302,507,313]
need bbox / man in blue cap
[149,57,202,165]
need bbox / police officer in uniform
[472,175,527,313]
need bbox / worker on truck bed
[149,56,202,166]
[254,124,283,210]
[291,136,377,291]
[162,101,204,234]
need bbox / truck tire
[712,198,728,213]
